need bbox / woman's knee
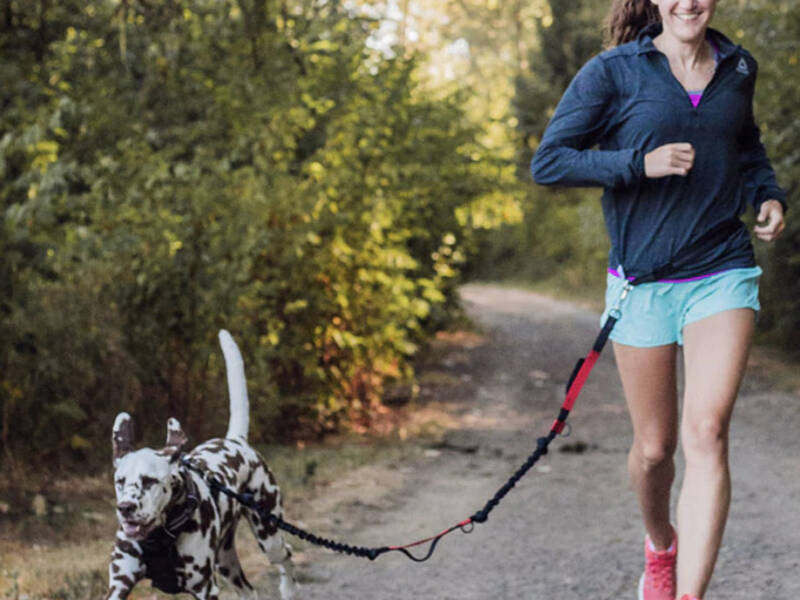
[681,415,730,462]
[630,437,677,473]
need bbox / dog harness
[139,470,199,593]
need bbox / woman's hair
[605,0,661,47]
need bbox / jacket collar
[636,23,740,62]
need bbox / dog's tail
[219,329,249,441]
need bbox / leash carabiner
[609,265,634,321]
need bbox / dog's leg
[105,537,145,599]
[248,524,298,600]
[271,538,298,600]
[189,578,222,600]
[217,526,258,599]
[243,465,299,599]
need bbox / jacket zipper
[654,51,733,111]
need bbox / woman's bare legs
[613,341,680,551]
[677,308,755,598]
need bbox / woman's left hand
[754,199,785,242]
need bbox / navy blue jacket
[530,24,787,280]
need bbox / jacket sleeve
[737,57,787,213]
[530,55,645,189]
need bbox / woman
[530,1,786,599]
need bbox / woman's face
[651,0,718,43]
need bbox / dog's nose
[117,502,136,517]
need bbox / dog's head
[111,412,188,540]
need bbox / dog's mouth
[120,518,156,538]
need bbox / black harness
[139,471,199,593]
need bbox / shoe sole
[638,573,644,600]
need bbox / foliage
[0,0,512,471]
[476,0,608,288]
[714,1,800,350]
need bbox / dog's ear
[165,417,188,452]
[112,412,135,466]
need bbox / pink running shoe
[679,596,701,600]
[637,532,677,600]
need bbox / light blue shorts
[600,266,762,347]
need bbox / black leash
[182,219,743,563]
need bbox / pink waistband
[607,268,723,284]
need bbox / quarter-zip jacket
[530,24,787,280]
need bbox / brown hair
[605,0,661,48]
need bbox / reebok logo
[736,57,750,75]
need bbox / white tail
[219,330,249,440]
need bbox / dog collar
[161,467,200,538]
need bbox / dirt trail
[287,284,800,599]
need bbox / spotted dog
[106,330,298,599]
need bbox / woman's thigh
[613,341,680,449]
[680,308,755,452]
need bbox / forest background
[1,0,798,475]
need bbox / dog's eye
[115,478,125,488]
[140,476,158,490]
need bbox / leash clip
[609,265,634,320]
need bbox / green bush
[0,0,516,471]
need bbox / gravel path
[287,284,800,599]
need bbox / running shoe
[637,531,677,600]
[678,596,701,600]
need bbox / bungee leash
[183,219,743,563]
[179,299,623,563]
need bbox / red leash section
[388,518,474,551]
[551,348,601,435]
[386,518,476,562]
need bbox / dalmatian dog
[106,330,298,599]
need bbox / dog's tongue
[123,522,143,537]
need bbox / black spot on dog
[141,475,158,489]
[199,558,213,580]
[182,519,200,534]
[114,574,134,588]
[199,500,215,537]
[224,451,245,472]
[223,531,234,551]
[117,540,142,558]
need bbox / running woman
[529,1,786,599]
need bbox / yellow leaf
[70,435,92,450]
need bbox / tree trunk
[2,0,13,32]
[35,0,48,63]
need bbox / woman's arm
[737,57,787,216]
[530,55,645,189]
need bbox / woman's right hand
[644,143,695,178]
